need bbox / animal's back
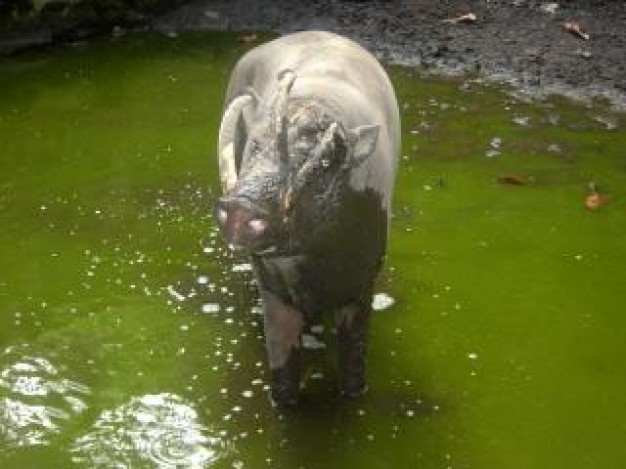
[227,31,400,154]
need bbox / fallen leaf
[498,174,526,186]
[563,22,590,41]
[585,192,610,210]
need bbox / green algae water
[1,32,625,468]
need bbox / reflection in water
[71,393,229,468]
[0,345,90,448]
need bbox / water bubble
[166,285,186,302]
[485,136,503,157]
[547,143,562,153]
[231,263,253,273]
[301,334,326,350]
[201,304,221,314]
[512,116,531,126]
[372,293,395,311]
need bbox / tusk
[219,141,238,193]
[218,94,253,193]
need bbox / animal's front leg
[336,302,371,397]
[262,290,304,406]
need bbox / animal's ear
[349,124,380,165]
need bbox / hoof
[268,380,299,407]
[269,361,300,407]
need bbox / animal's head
[215,70,380,254]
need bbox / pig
[215,31,400,405]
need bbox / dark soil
[2,1,625,109]
[154,0,626,109]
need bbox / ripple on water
[71,393,229,468]
[0,345,91,448]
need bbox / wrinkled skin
[215,31,400,405]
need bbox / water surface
[1,32,625,468]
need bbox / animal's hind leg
[336,301,371,397]
[262,290,304,406]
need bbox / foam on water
[372,293,395,311]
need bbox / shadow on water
[200,239,458,469]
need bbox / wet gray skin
[215,31,400,405]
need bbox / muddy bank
[154,0,625,109]
[2,1,624,109]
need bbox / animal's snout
[215,196,270,250]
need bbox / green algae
[0,32,624,468]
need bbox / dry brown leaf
[585,192,610,210]
[563,22,590,41]
[498,174,527,186]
